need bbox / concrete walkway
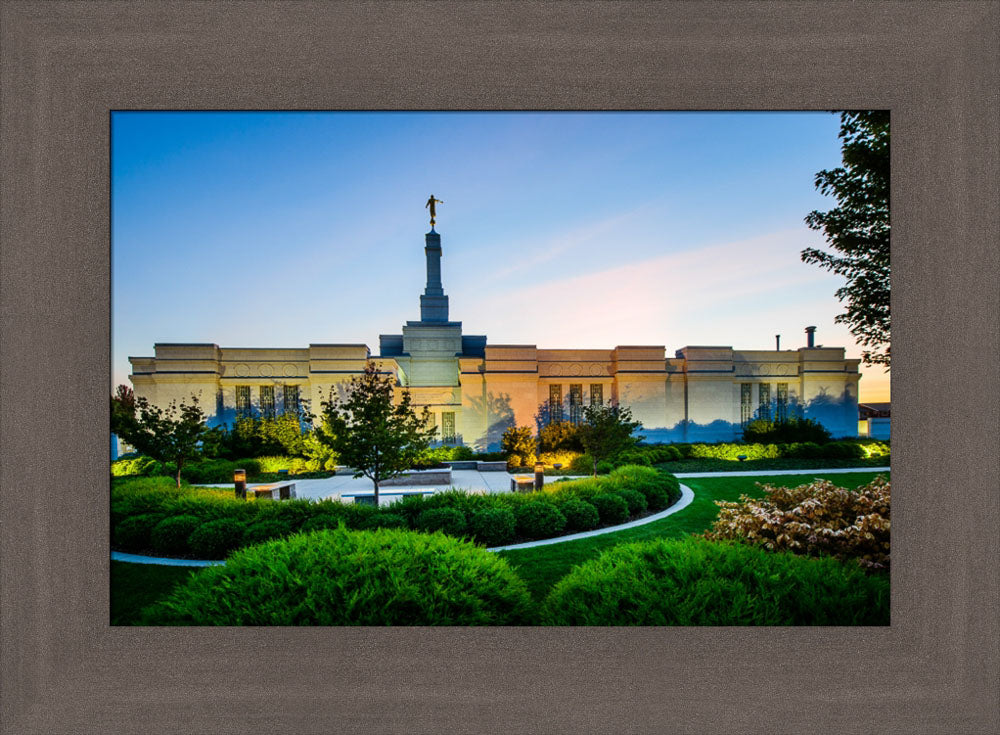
[198,468,530,502]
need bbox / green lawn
[497,471,886,602]
[111,470,887,622]
[110,561,197,625]
[659,456,889,473]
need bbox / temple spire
[419,222,449,322]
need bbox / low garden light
[534,462,545,490]
[737,455,747,462]
[234,468,247,499]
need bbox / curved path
[486,484,694,552]
[110,466,888,566]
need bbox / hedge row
[140,529,889,626]
[111,466,683,558]
[617,439,890,465]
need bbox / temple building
[129,225,860,449]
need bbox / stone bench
[477,461,508,472]
[380,468,452,486]
[341,489,437,506]
[249,481,296,500]
[511,475,535,492]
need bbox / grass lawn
[497,471,887,602]
[111,561,197,625]
[661,456,889,473]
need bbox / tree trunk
[175,461,183,488]
[592,456,598,478]
[373,479,379,508]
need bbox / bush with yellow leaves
[705,475,890,571]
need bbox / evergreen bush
[614,487,648,515]
[112,513,164,551]
[542,537,889,625]
[468,507,517,546]
[589,493,629,526]
[188,518,247,559]
[142,528,534,625]
[241,519,293,547]
[514,502,567,539]
[150,515,201,556]
[558,498,600,532]
[416,507,467,536]
[358,511,409,531]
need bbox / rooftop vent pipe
[805,326,817,348]
[775,334,781,351]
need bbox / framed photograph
[2,1,996,732]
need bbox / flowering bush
[705,475,890,571]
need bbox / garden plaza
[128,225,861,448]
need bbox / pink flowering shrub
[705,475,890,571]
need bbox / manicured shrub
[614,450,652,467]
[150,515,201,556]
[742,417,832,445]
[542,537,889,625]
[820,441,865,459]
[705,475,890,571]
[614,487,648,516]
[640,483,673,511]
[142,527,534,625]
[857,440,890,458]
[358,511,409,531]
[596,460,614,474]
[784,441,821,459]
[468,507,517,546]
[299,514,344,533]
[589,493,629,526]
[113,513,164,551]
[111,455,161,477]
[514,502,567,539]
[689,443,782,461]
[416,507,467,536]
[188,518,246,559]
[241,519,293,547]
[558,498,599,532]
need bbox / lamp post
[234,469,247,499]
[534,462,545,490]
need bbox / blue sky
[112,111,889,401]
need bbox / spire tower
[420,228,449,322]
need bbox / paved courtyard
[201,469,582,503]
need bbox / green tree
[537,420,584,453]
[110,386,208,487]
[577,404,642,476]
[110,384,138,445]
[500,425,536,468]
[802,110,890,367]
[317,362,436,506]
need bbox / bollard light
[534,462,545,490]
[234,468,247,499]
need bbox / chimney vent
[805,326,817,348]
[775,334,781,351]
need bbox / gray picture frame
[1,1,997,732]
